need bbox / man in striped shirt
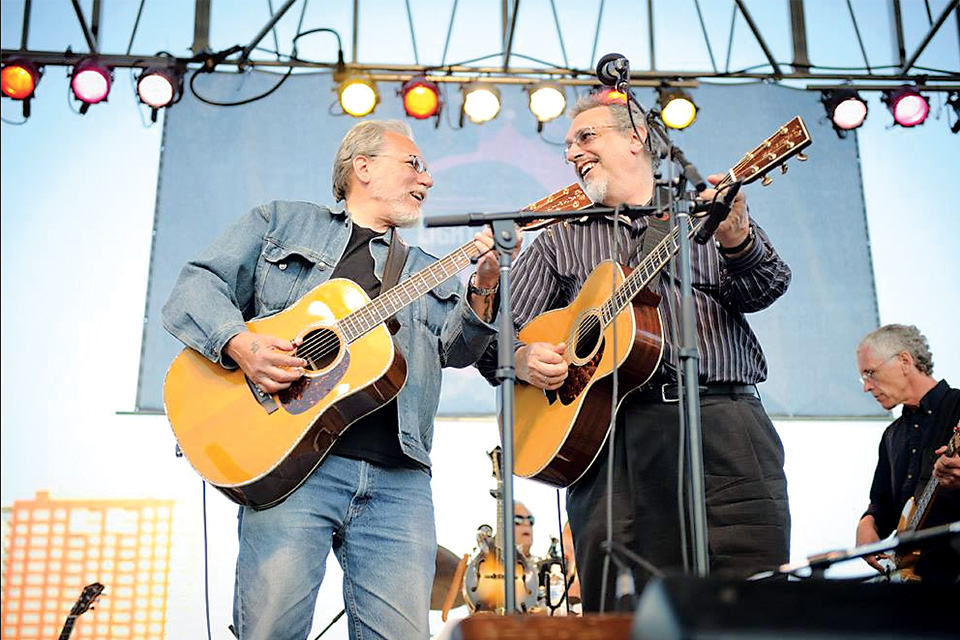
[479,91,792,611]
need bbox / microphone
[693,180,742,245]
[596,53,629,87]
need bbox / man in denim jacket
[162,120,506,640]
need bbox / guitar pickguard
[552,341,604,406]
[278,351,350,414]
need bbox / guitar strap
[381,229,409,335]
[640,188,670,293]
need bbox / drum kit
[430,447,581,619]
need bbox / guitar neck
[598,216,708,325]
[907,430,959,531]
[338,240,482,343]
[58,617,77,640]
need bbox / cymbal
[431,544,465,610]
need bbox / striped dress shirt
[481,213,791,385]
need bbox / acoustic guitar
[512,116,812,487]
[163,189,590,510]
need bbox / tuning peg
[797,153,807,162]
[761,175,773,186]
[779,164,788,175]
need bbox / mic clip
[693,181,742,245]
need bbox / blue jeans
[232,455,437,640]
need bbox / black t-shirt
[327,224,424,470]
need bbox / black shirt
[328,223,423,470]
[865,379,960,584]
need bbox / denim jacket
[162,200,497,468]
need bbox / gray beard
[581,173,607,205]
[370,183,423,228]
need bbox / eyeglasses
[859,353,900,385]
[563,124,621,158]
[513,514,535,525]
[369,153,430,175]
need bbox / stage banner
[138,71,882,418]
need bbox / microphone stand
[623,83,712,577]
[425,206,649,612]
[750,520,960,580]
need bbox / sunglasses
[513,514,535,525]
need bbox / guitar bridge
[245,376,279,414]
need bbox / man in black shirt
[855,323,960,584]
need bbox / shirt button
[908,473,913,479]
[278,263,287,271]
[911,448,917,453]
[316,263,327,271]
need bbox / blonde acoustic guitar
[164,188,591,509]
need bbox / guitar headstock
[70,582,105,617]
[729,116,812,187]
[489,446,504,484]
[520,183,592,231]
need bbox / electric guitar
[58,582,105,640]
[163,189,590,510]
[513,116,812,487]
[894,425,960,580]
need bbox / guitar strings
[288,242,480,365]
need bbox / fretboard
[337,240,482,343]
[597,216,707,327]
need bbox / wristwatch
[468,273,499,297]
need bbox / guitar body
[514,261,664,487]
[463,547,539,613]
[164,278,406,509]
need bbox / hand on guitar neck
[932,442,960,489]
[700,173,753,256]
[224,331,306,395]
[516,342,568,390]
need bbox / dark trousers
[566,392,791,612]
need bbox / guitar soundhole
[297,327,341,372]
[573,314,603,360]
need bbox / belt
[631,382,759,404]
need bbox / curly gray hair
[859,324,934,375]
[568,91,660,162]
[332,120,414,202]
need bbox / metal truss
[2,0,959,92]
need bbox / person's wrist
[717,227,754,256]
[469,272,499,296]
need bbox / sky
[2,1,959,638]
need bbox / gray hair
[332,120,414,202]
[859,324,934,375]
[568,91,660,163]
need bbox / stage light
[338,76,379,117]
[71,58,112,113]
[401,77,440,120]
[137,66,182,109]
[658,87,697,129]
[821,88,868,135]
[882,85,929,127]
[462,84,501,124]
[2,59,41,100]
[528,83,566,123]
